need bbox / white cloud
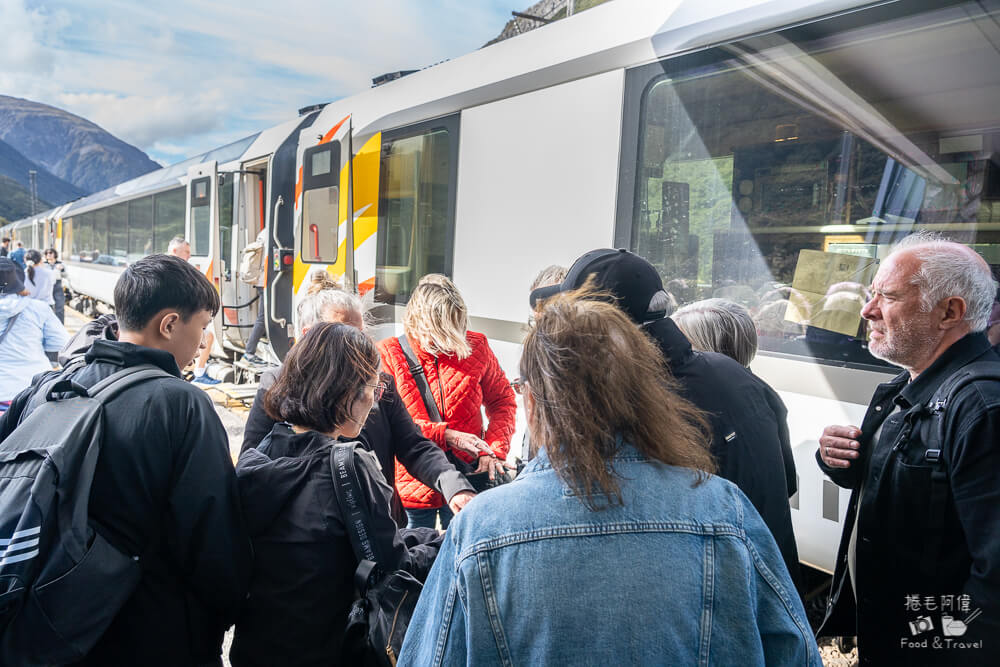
[0,0,511,164]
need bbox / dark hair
[264,322,380,433]
[1,237,9,244]
[44,247,58,260]
[25,249,42,284]
[521,287,715,509]
[113,254,220,331]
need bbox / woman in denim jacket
[400,289,821,666]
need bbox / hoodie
[231,426,442,667]
[0,294,68,401]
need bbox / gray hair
[167,236,189,252]
[890,232,997,331]
[647,290,677,318]
[530,265,568,292]
[672,298,758,367]
[296,288,364,337]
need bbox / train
[4,0,999,575]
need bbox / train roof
[309,0,875,138]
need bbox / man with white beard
[816,232,1000,665]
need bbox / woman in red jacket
[379,274,517,529]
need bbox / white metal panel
[452,69,626,327]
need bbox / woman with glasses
[379,274,517,530]
[231,322,444,666]
[399,289,820,666]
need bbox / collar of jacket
[641,317,694,369]
[897,331,994,409]
[84,339,182,377]
[521,437,648,477]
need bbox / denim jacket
[399,444,820,667]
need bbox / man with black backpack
[0,254,252,666]
[818,232,1000,665]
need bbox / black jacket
[817,332,1000,665]
[644,317,800,587]
[242,369,472,524]
[0,340,252,666]
[230,426,443,667]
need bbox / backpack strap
[331,442,383,590]
[43,364,171,404]
[0,312,21,346]
[918,360,1000,576]
[397,336,442,423]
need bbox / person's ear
[939,296,967,330]
[159,312,181,339]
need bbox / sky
[0,0,514,165]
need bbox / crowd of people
[0,230,998,666]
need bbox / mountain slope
[0,174,48,224]
[0,95,160,194]
[0,136,85,207]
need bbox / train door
[186,162,222,352]
[219,165,267,354]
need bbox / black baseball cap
[529,248,665,323]
[0,258,25,295]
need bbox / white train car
[279,0,1000,574]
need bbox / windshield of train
[628,0,1000,369]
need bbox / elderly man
[818,232,1000,665]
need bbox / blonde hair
[306,270,342,295]
[403,274,472,358]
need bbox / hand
[445,429,493,458]
[447,490,476,514]
[819,425,862,469]
[474,454,513,480]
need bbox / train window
[108,203,128,264]
[300,143,340,264]
[154,187,186,252]
[92,209,109,261]
[128,196,154,262]
[621,0,1000,368]
[375,114,459,304]
[189,177,211,256]
[219,174,235,277]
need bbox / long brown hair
[264,322,380,433]
[520,287,715,509]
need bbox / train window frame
[614,0,999,373]
[299,142,341,265]
[374,113,460,306]
[189,176,211,257]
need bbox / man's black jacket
[0,340,252,666]
[817,332,1000,665]
[644,317,800,587]
[230,427,443,666]
[242,369,471,524]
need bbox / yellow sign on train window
[785,249,879,337]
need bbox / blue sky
[0,0,514,165]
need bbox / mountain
[0,136,84,208]
[0,174,44,224]
[0,95,160,194]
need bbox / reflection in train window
[154,187,186,253]
[627,0,1000,367]
[375,115,458,305]
[128,197,154,262]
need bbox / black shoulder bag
[396,335,511,492]
[332,443,423,667]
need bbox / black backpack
[0,364,171,665]
[897,360,1000,577]
[332,442,424,667]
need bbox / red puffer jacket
[378,331,517,509]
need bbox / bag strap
[917,360,1000,576]
[331,442,383,589]
[44,364,172,404]
[397,336,442,423]
[0,312,21,346]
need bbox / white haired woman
[379,274,517,530]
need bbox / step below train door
[186,161,222,352]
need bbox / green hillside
[0,174,49,224]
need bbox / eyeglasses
[368,381,389,402]
[511,378,525,395]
